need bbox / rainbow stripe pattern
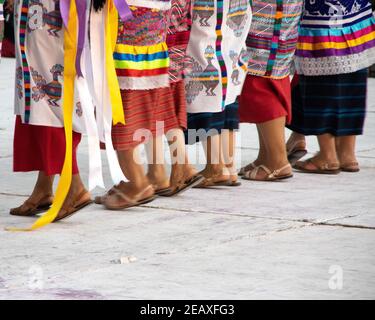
[19,0,31,123]
[114,42,170,89]
[215,0,227,109]
[295,0,375,75]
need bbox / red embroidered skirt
[239,75,292,124]
[112,81,187,151]
[13,116,81,175]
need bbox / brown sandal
[194,174,241,188]
[53,190,93,222]
[104,184,156,210]
[161,174,205,197]
[242,164,293,181]
[294,158,341,174]
[340,161,360,172]
[10,195,53,217]
[94,185,119,204]
[287,139,308,166]
[238,162,256,176]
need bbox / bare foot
[104,181,155,209]
[55,176,92,221]
[248,162,292,180]
[199,164,229,183]
[10,189,53,216]
[147,164,170,192]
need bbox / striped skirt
[287,69,368,136]
[112,81,186,151]
[185,102,239,144]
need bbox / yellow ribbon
[6,1,78,231]
[107,0,125,125]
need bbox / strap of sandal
[287,139,306,154]
[249,165,271,180]
[62,190,89,212]
[268,164,291,179]
[113,185,153,205]
[24,194,53,209]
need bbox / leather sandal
[10,195,53,217]
[242,164,293,181]
[94,185,119,204]
[104,184,156,210]
[287,139,308,166]
[238,162,256,176]
[160,173,205,197]
[53,190,93,222]
[294,158,341,174]
[340,161,360,172]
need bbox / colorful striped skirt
[287,69,368,137]
[185,102,239,144]
[239,75,292,124]
[112,81,186,151]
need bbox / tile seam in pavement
[142,204,360,225]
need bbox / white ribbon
[90,4,127,185]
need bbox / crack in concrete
[142,204,364,228]
[0,192,28,197]
[316,222,375,230]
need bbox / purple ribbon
[59,0,71,29]
[113,0,133,23]
[59,0,133,77]
[75,0,87,77]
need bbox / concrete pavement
[0,58,374,299]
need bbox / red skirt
[13,116,81,176]
[239,75,292,124]
[112,81,187,151]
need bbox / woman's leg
[335,135,359,170]
[10,171,54,215]
[252,116,292,179]
[145,135,170,191]
[315,133,339,165]
[166,128,201,191]
[221,129,239,182]
[200,134,229,181]
[295,133,340,173]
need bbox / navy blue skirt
[185,101,239,144]
[287,69,368,136]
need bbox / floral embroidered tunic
[295,0,375,76]
[184,0,252,113]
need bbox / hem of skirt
[286,126,364,137]
[247,71,291,80]
[13,167,80,176]
[118,75,170,90]
[295,47,375,76]
[126,0,171,10]
[240,111,289,125]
